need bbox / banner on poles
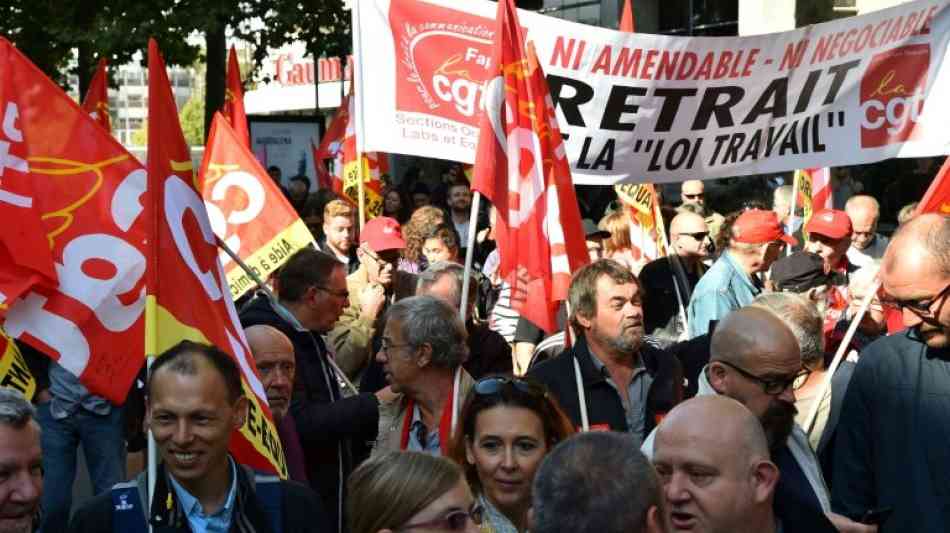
[148,41,287,477]
[199,113,316,300]
[354,0,950,184]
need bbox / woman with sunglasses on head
[348,451,482,533]
[448,377,575,533]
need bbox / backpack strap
[252,471,283,533]
[110,481,149,533]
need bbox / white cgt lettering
[165,176,222,301]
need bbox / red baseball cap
[732,209,798,246]
[805,209,853,240]
[360,217,406,251]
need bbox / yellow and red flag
[223,46,250,148]
[81,58,111,133]
[147,40,286,477]
[315,87,386,219]
[615,183,666,262]
[0,37,147,403]
[199,112,316,300]
[917,157,950,215]
[0,328,35,400]
[471,0,589,334]
[794,167,834,236]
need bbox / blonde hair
[598,210,632,254]
[347,451,464,533]
[324,199,354,220]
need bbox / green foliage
[179,92,206,146]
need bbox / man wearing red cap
[686,209,797,338]
[329,217,418,384]
[803,209,859,328]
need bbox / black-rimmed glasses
[717,360,810,396]
[313,285,349,299]
[880,281,950,318]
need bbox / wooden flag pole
[357,159,366,231]
[459,191,482,322]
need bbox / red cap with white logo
[805,209,853,240]
[360,217,406,251]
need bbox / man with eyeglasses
[833,213,950,533]
[240,249,384,533]
[686,209,796,338]
[642,307,868,533]
[329,216,418,384]
[640,212,711,344]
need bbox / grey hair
[749,292,823,366]
[415,261,476,309]
[385,295,468,369]
[533,432,663,533]
[0,388,36,429]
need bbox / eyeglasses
[361,244,400,266]
[879,281,950,318]
[313,285,349,299]
[683,193,704,200]
[717,360,810,396]
[397,504,484,531]
[379,340,412,354]
[680,231,709,241]
[474,377,545,397]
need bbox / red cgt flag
[917,157,950,215]
[314,96,350,192]
[620,0,636,32]
[199,112,316,300]
[0,37,146,402]
[224,46,250,148]
[81,58,112,133]
[471,0,589,334]
[147,40,287,477]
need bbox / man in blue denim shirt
[687,209,796,338]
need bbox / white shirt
[846,233,889,268]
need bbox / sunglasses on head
[474,377,545,398]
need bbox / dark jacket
[527,337,682,437]
[832,330,950,532]
[68,460,328,533]
[317,236,359,275]
[816,360,856,488]
[240,295,379,533]
[464,321,513,378]
[640,256,700,343]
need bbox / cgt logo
[390,0,495,125]
[860,44,930,148]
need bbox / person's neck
[728,249,761,276]
[410,371,455,428]
[798,364,828,396]
[742,511,778,533]
[451,209,468,223]
[587,338,637,372]
[325,240,348,260]
[174,458,233,515]
[279,300,313,331]
[493,496,530,532]
[674,251,700,271]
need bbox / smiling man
[69,341,328,533]
[0,389,42,533]
[833,213,950,532]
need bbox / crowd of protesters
[4,158,949,533]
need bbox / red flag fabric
[0,37,147,402]
[199,113,316,300]
[81,58,112,133]
[471,0,589,334]
[311,140,333,191]
[620,0,636,32]
[314,94,350,196]
[224,46,250,148]
[147,40,286,477]
[917,157,950,215]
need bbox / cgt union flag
[471,0,589,334]
[918,157,950,215]
[148,40,287,477]
[223,46,250,148]
[81,58,111,133]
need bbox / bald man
[844,195,889,268]
[245,324,309,483]
[833,214,950,532]
[643,308,847,533]
[680,180,725,241]
[653,396,779,533]
[640,212,710,342]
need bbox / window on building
[127,94,143,107]
[540,0,602,26]
[127,118,143,131]
[659,0,737,36]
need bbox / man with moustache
[0,389,42,533]
[245,324,308,483]
[528,260,683,445]
[642,308,870,532]
[69,341,327,533]
[833,214,950,532]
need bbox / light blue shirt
[407,404,442,455]
[168,459,238,533]
[686,251,762,338]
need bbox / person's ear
[416,343,433,367]
[575,311,593,330]
[232,396,250,430]
[706,363,728,395]
[144,404,152,432]
[526,508,534,532]
[465,437,476,465]
[751,460,780,504]
[645,505,666,533]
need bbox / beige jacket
[372,368,475,457]
[328,264,417,382]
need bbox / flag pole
[214,237,360,394]
[357,160,366,231]
[459,191,482,322]
[802,280,878,436]
[788,171,801,256]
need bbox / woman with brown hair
[399,205,447,274]
[448,377,575,533]
[347,451,482,533]
[598,210,646,275]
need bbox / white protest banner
[353,0,950,184]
